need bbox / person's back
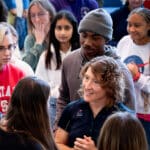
[98,112,148,150]
[0,76,59,150]
[0,128,42,150]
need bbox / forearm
[23,44,44,70]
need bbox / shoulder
[64,99,86,113]
[17,133,43,150]
[117,35,131,48]
[63,49,81,64]
[104,45,129,69]
[119,35,131,43]
[59,99,88,124]
[24,34,35,43]
[7,63,26,77]
[13,60,34,76]
[25,139,43,150]
[115,102,135,113]
[0,128,42,150]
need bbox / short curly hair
[79,56,125,106]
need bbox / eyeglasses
[0,44,15,51]
[30,11,48,19]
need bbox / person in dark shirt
[0,76,58,150]
[55,56,131,150]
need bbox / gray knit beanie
[78,8,113,41]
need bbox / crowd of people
[0,0,149,150]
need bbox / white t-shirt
[35,45,71,98]
[117,35,150,114]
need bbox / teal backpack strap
[115,102,135,114]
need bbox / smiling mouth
[84,90,93,95]
[130,34,139,38]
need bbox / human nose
[34,15,41,22]
[128,25,136,32]
[30,13,42,22]
[84,79,93,89]
[3,49,11,55]
[60,28,66,34]
[83,37,92,47]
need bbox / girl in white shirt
[35,10,80,129]
[117,8,150,148]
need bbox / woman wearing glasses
[0,23,25,116]
[23,0,56,71]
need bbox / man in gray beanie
[78,8,113,41]
[54,8,136,130]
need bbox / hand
[33,22,46,44]
[74,135,97,150]
[0,117,7,131]
[127,62,139,77]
